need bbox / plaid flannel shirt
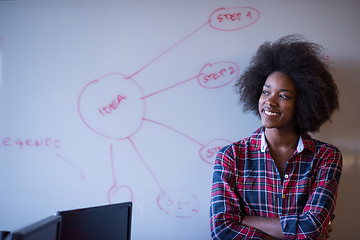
[210,127,342,240]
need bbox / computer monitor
[0,231,10,240]
[57,202,132,240]
[9,215,62,240]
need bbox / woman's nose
[265,95,278,107]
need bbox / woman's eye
[262,90,269,95]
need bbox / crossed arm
[241,215,334,240]
[210,146,342,239]
[241,216,283,239]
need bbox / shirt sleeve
[210,146,267,240]
[280,146,342,240]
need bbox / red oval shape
[209,7,260,31]
[197,61,240,89]
[157,190,200,218]
[199,139,232,165]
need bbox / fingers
[320,221,334,239]
[327,224,333,233]
[325,229,331,238]
[322,224,333,239]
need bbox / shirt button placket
[282,174,289,199]
[278,185,284,215]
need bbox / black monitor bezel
[57,202,132,240]
[10,215,62,240]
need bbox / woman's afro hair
[235,35,339,133]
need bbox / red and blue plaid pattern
[210,127,342,240]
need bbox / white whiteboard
[1,1,360,239]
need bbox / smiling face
[258,71,297,131]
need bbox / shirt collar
[260,130,304,153]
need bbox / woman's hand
[321,223,333,239]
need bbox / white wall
[1,1,359,239]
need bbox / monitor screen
[57,202,132,240]
[10,215,62,240]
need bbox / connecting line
[126,21,209,80]
[140,74,202,100]
[142,118,205,147]
[109,144,117,186]
[56,153,85,179]
[127,136,166,196]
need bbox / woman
[210,35,342,240]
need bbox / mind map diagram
[0,6,261,219]
[77,7,260,218]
